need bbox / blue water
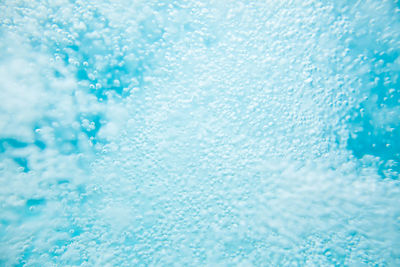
[1,0,400,266]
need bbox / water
[0,0,399,266]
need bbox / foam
[0,0,399,265]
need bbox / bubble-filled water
[1,0,400,266]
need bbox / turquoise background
[0,0,399,266]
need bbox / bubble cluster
[0,0,399,266]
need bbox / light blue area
[0,0,400,266]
